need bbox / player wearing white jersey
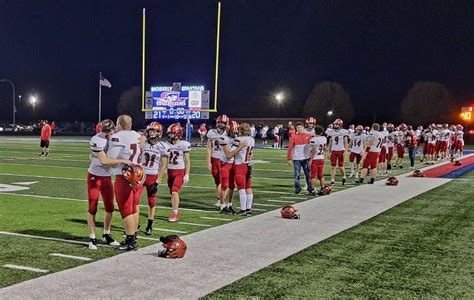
[348,125,366,179]
[454,125,464,162]
[86,119,131,250]
[386,123,396,173]
[219,121,247,214]
[309,125,328,194]
[166,123,191,222]
[138,122,169,235]
[377,129,389,176]
[359,123,384,184]
[327,119,349,185]
[233,123,255,215]
[207,115,229,208]
[106,115,144,251]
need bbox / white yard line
[178,222,212,227]
[153,228,188,234]
[279,196,308,200]
[267,199,295,203]
[49,253,92,261]
[252,203,281,207]
[199,216,233,222]
[0,231,108,247]
[3,264,49,273]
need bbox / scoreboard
[145,84,210,120]
[461,106,472,122]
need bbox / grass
[0,136,468,289]
[205,171,474,298]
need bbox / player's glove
[149,182,159,194]
[183,174,189,184]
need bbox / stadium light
[29,95,39,121]
[274,92,285,123]
[327,110,333,116]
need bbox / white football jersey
[305,127,316,137]
[425,131,437,144]
[107,130,142,175]
[142,141,170,175]
[207,129,227,159]
[309,136,327,160]
[218,135,238,163]
[387,131,397,147]
[327,129,349,151]
[368,130,385,153]
[381,130,388,147]
[234,136,255,165]
[88,133,111,177]
[455,130,464,141]
[167,140,191,170]
[349,133,366,154]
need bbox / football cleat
[219,207,229,214]
[88,238,98,250]
[118,236,138,251]
[145,227,153,236]
[245,209,252,215]
[227,206,236,215]
[349,172,354,178]
[102,234,120,246]
[168,211,180,222]
[342,178,346,186]
[236,210,247,216]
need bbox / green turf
[0,137,462,288]
[205,172,474,298]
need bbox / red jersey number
[129,144,142,163]
[143,152,157,167]
[169,151,180,165]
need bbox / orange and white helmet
[167,123,184,141]
[456,124,463,131]
[121,164,146,187]
[216,115,230,130]
[333,118,343,129]
[280,205,300,219]
[146,122,163,145]
[227,120,240,137]
[99,119,115,134]
[158,235,187,259]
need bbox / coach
[287,122,314,195]
[39,120,52,157]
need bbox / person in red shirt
[288,125,296,139]
[405,125,417,169]
[39,120,52,157]
[287,122,315,195]
[50,121,57,135]
[95,122,102,133]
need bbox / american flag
[99,74,112,88]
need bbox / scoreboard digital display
[148,109,209,120]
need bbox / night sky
[1,0,474,124]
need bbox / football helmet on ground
[280,205,300,219]
[158,235,187,259]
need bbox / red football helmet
[158,235,187,259]
[122,164,146,187]
[456,124,463,131]
[280,205,300,219]
[146,122,163,145]
[449,124,456,130]
[321,184,332,195]
[454,160,462,166]
[216,115,230,130]
[386,176,399,186]
[355,125,363,133]
[227,120,240,137]
[305,117,317,126]
[413,169,424,177]
[399,123,407,131]
[167,123,184,141]
[333,118,343,129]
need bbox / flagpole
[99,72,102,122]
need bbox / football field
[0,137,471,291]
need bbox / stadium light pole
[29,95,38,121]
[275,92,284,123]
[0,79,16,126]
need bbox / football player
[386,123,396,173]
[377,126,389,176]
[273,125,280,149]
[309,125,327,194]
[454,124,464,162]
[166,123,191,222]
[206,115,229,208]
[87,119,131,250]
[219,121,247,213]
[233,123,255,215]
[139,122,169,235]
[326,118,349,185]
[438,124,450,161]
[424,125,437,165]
[106,115,144,251]
[449,124,456,161]
[305,117,317,136]
[359,123,384,184]
[394,124,407,168]
[405,125,417,169]
[348,125,366,179]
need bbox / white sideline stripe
[267,199,295,203]
[252,203,281,207]
[0,231,109,247]
[3,264,49,273]
[11,181,39,185]
[177,222,212,227]
[0,173,295,195]
[251,208,267,211]
[135,236,162,242]
[199,217,232,222]
[49,253,92,261]
[0,192,216,213]
[280,196,308,200]
[154,228,188,234]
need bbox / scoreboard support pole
[141,8,146,112]
[212,1,222,114]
